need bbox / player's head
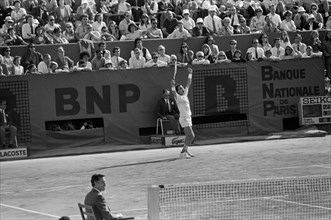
[175,84,185,96]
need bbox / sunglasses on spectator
[197,55,203,58]
[311,7,317,10]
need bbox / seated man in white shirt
[21,15,36,42]
[110,47,126,69]
[167,20,192,39]
[301,45,323,58]
[246,38,265,60]
[270,37,285,58]
[37,54,51,74]
[129,48,146,69]
[143,52,167,68]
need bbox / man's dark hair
[98,41,106,47]
[80,51,90,59]
[91,174,105,186]
[113,46,120,53]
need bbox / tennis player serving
[171,67,195,159]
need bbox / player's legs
[0,126,6,148]
[8,125,17,147]
[179,116,195,158]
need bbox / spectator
[2,47,13,75]
[0,55,9,76]
[23,43,43,70]
[155,89,180,134]
[263,49,281,61]
[113,0,132,16]
[100,60,114,70]
[279,30,291,48]
[168,54,187,67]
[177,42,194,64]
[104,50,112,64]
[54,0,72,29]
[98,42,111,58]
[280,10,296,32]
[76,52,92,70]
[84,174,123,220]
[292,33,307,54]
[123,22,146,40]
[131,37,151,61]
[143,52,168,67]
[119,60,129,69]
[231,49,246,62]
[250,7,265,33]
[267,4,281,29]
[119,11,134,36]
[30,0,49,26]
[45,15,61,35]
[219,17,234,36]
[205,35,219,58]
[21,15,36,43]
[51,27,70,44]
[326,16,331,29]
[101,26,116,41]
[158,0,174,27]
[294,6,308,30]
[11,0,27,25]
[0,16,14,39]
[225,39,239,61]
[275,1,286,19]
[192,51,210,65]
[49,61,59,73]
[215,51,231,64]
[127,0,145,22]
[161,10,178,38]
[246,38,265,60]
[323,30,331,78]
[24,63,37,74]
[306,30,322,53]
[192,17,210,37]
[129,48,146,69]
[22,0,37,14]
[92,13,107,34]
[11,56,24,75]
[84,23,102,42]
[280,45,302,60]
[144,0,158,16]
[75,14,90,40]
[303,14,323,30]
[262,15,278,33]
[188,0,199,20]
[302,45,323,58]
[271,37,285,58]
[91,50,106,70]
[245,51,256,62]
[0,99,18,149]
[32,26,52,44]
[235,18,251,34]
[38,54,51,74]
[259,33,272,52]
[45,0,58,13]
[203,5,222,36]
[227,6,243,31]
[167,20,191,39]
[54,46,74,72]
[181,9,195,32]
[76,0,94,22]
[201,43,215,63]
[147,18,163,39]
[108,21,120,41]
[157,45,170,63]
[139,13,151,32]
[111,47,126,69]
[63,22,76,43]
[5,27,28,45]
[73,60,92,72]
[309,2,324,24]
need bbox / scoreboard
[299,96,331,125]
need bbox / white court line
[0,184,85,195]
[266,197,331,211]
[0,203,60,218]
[68,208,147,218]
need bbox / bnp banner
[0,58,325,149]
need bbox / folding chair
[156,118,181,136]
[78,203,135,220]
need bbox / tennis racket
[173,61,177,80]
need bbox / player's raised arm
[186,68,193,90]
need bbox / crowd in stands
[0,0,331,93]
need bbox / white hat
[298,6,305,13]
[197,18,203,23]
[208,6,216,12]
[105,60,112,65]
[308,14,315,20]
[5,16,13,22]
[183,9,189,15]
[81,0,88,4]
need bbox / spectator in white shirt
[111,47,126,69]
[181,9,195,32]
[92,13,107,34]
[203,6,222,35]
[301,45,322,58]
[157,45,171,64]
[143,52,168,68]
[271,37,285,57]
[38,54,51,74]
[280,10,296,32]
[129,48,146,69]
[246,38,265,60]
[192,51,210,65]
[21,15,36,42]
[291,33,307,54]
[167,20,192,39]
[267,4,281,29]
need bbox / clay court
[1,135,331,220]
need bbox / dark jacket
[192,26,210,37]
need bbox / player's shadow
[90,157,181,171]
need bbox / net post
[147,185,160,220]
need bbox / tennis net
[147,175,331,220]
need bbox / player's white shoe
[186,151,195,157]
[180,152,191,159]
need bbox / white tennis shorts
[179,116,192,128]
